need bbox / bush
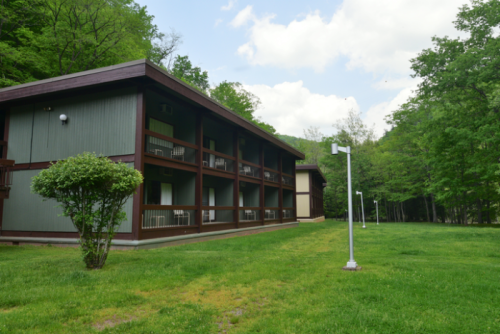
[31,153,143,269]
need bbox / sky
[134,0,466,139]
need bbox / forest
[2,0,500,224]
[284,0,500,224]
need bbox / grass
[1,221,500,333]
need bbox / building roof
[0,59,305,159]
[296,164,327,184]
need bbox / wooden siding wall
[203,175,234,206]
[203,117,233,156]
[2,168,133,233]
[8,88,137,163]
[283,189,294,207]
[264,186,279,207]
[143,165,196,205]
[241,182,260,207]
[145,90,196,144]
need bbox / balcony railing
[264,209,279,220]
[239,161,261,178]
[203,150,234,172]
[239,208,261,222]
[283,209,295,219]
[264,170,279,183]
[145,131,197,164]
[142,209,196,229]
[282,174,294,186]
[202,208,234,224]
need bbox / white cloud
[365,84,419,138]
[244,81,359,136]
[221,0,236,11]
[230,5,256,28]
[235,0,463,74]
[214,19,223,27]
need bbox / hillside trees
[0,0,171,87]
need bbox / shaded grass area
[1,221,500,333]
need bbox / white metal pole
[346,147,356,267]
[332,144,358,269]
[360,192,366,228]
[374,200,379,225]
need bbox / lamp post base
[342,266,362,271]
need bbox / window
[150,118,173,137]
[145,181,172,205]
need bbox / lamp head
[59,114,68,125]
[331,143,338,155]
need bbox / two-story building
[0,59,304,248]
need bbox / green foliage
[170,55,209,93]
[0,0,168,87]
[210,80,277,134]
[1,222,500,332]
[31,153,143,269]
[0,0,49,87]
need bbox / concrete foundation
[0,222,299,250]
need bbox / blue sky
[135,0,464,138]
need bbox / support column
[260,143,265,225]
[132,87,146,240]
[196,113,204,233]
[279,151,283,223]
[0,109,10,235]
[233,130,240,228]
[293,160,297,220]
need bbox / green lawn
[1,221,500,333]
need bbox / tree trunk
[401,202,406,222]
[486,199,491,224]
[430,193,438,223]
[423,195,430,222]
[476,198,483,224]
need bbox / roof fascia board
[0,61,146,103]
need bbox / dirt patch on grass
[93,314,137,331]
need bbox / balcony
[282,174,294,187]
[142,208,196,229]
[264,209,279,220]
[145,131,197,164]
[239,209,261,222]
[202,208,234,224]
[264,169,279,183]
[203,150,235,172]
[239,161,261,178]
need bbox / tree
[297,126,325,166]
[147,29,182,69]
[0,0,49,87]
[36,0,160,76]
[170,55,209,93]
[210,80,277,134]
[31,153,143,269]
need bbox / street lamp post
[332,143,360,270]
[374,200,379,225]
[356,191,366,229]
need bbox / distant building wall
[297,194,310,218]
[2,168,133,233]
[296,171,309,193]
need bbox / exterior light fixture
[332,143,360,271]
[374,200,379,225]
[59,114,68,125]
[356,191,366,229]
